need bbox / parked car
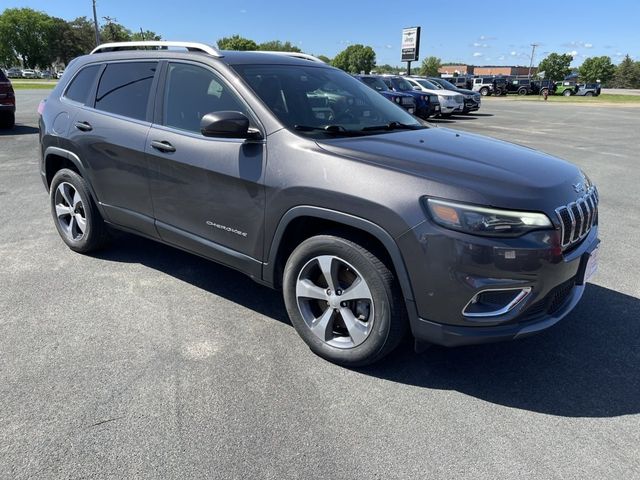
[505,77,534,95]
[472,76,507,96]
[555,81,578,96]
[39,41,600,366]
[6,68,22,78]
[0,68,16,128]
[21,69,37,79]
[532,79,557,96]
[378,75,440,118]
[40,70,55,79]
[442,76,472,90]
[428,77,481,114]
[405,77,464,117]
[575,83,601,97]
[56,70,65,79]
[354,75,416,114]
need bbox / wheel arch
[264,206,416,309]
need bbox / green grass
[12,83,57,90]
[493,93,640,104]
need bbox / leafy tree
[258,40,301,52]
[331,44,376,74]
[579,56,615,84]
[0,8,52,68]
[374,64,402,74]
[100,19,132,43]
[67,17,99,53]
[612,55,640,89]
[131,30,162,41]
[537,53,573,81]
[419,56,442,76]
[316,54,331,64]
[216,35,258,51]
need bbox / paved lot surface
[1,91,639,479]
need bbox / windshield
[359,76,390,92]
[233,65,424,137]
[391,77,415,91]
[432,78,456,90]
[415,78,439,90]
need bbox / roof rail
[91,41,222,57]
[248,51,325,63]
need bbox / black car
[0,69,16,128]
[428,77,481,113]
[39,41,600,366]
[505,77,534,95]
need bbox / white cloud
[510,51,517,56]
[584,43,593,48]
[473,52,483,57]
[498,55,505,60]
[473,42,489,48]
[567,50,578,56]
[385,44,392,49]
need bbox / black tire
[0,111,15,129]
[50,168,110,253]
[563,89,573,96]
[585,91,594,97]
[440,112,453,118]
[479,87,489,96]
[517,87,528,96]
[283,234,407,366]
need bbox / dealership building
[438,65,537,76]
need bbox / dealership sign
[401,27,421,62]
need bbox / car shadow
[95,234,639,418]
[0,124,39,136]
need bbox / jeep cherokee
[39,42,600,366]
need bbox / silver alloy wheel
[54,182,86,241]
[296,255,375,349]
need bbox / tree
[537,53,573,81]
[374,64,402,74]
[100,19,132,43]
[316,54,331,64]
[0,8,53,68]
[612,55,640,89]
[258,40,301,52]
[131,30,162,41]
[331,44,376,74]
[419,56,442,76]
[579,56,615,84]
[216,35,258,51]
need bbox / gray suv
[39,42,600,366]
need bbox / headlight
[394,96,401,103]
[424,198,552,237]
[421,95,429,102]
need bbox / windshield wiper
[361,121,425,132]
[293,124,359,135]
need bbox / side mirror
[200,111,262,140]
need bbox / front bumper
[397,219,599,346]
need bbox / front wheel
[479,87,490,96]
[283,235,407,366]
[518,87,528,96]
[563,89,573,96]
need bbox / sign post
[401,27,421,75]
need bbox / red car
[0,69,16,128]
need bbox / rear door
[66,61,160,236]
[146,61,266,275]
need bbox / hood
[316,127,583,212]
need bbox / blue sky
[4,0,638,66]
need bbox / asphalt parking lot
[1,91,639,479]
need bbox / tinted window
[164,63,249,133]
[0,70,7,82]
[95,62,156,120]
[64,65,100,104]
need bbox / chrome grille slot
[555,187,598,249]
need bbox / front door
[146,61,266,275]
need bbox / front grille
[555,187,598,249]
[523,278,575,320]
[401,96,414,106]
[454,96,463,104]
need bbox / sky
[3,0,638,67]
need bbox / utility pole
[139,28,145,41]
[92,0,100,47]
[528,43,538,79]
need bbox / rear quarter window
[0,70,8,82]
[95,62,157,121]
[63,65,100,104]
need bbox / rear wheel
[563,89,573,96]
[518,87,528,96]
[585,91,594,97]
[283,235,407,366]
[50,169,110,253]
[479,87,489,96]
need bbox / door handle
[74,121,92,132]
[151,140,176,153]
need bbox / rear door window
[95,62,157,121]
[64,65,100,104]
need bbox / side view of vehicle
[39,41,600,367]
[576,82,601,97]
[0,69,16,128]
[377,75,441,118]
[555,81,578,96]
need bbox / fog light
[462,287,531,318]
